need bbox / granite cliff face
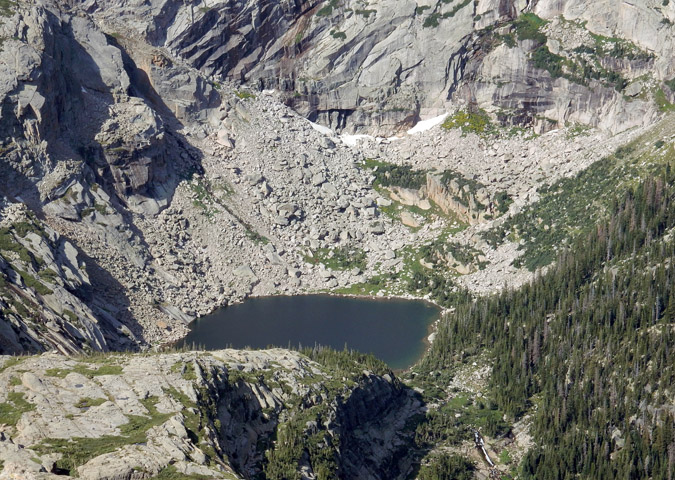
[89,0,675,133]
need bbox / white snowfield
[309,121,334,136]
[341,134,374,146]
[407,113,449,135]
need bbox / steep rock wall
[90,0,674,133]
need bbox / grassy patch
[0,356,24,373]
[74,397,106,409]
[655,88,675,112]
[361,158,427,190]
[73,364,123,377]
[35,396,172,475]
[0,392,35,426]
[190,179,221,218]
[0,0,16,17]
[334,274,389,296]
[182,362,198,381]
[44,368,72,378]
[499,448,513,465]
[304,246,367,271]
[587,32,654,61]
[37,268,60,283]
[150,465,213,480]
[46,364,123,378]
[442,109,494,136]
[235,90,256,100]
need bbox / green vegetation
[0,0,16,17]
[566,122,592,138]
[17,269,52,295]
[0,392,35,426]
[422,166,675,478]
[442,0,471,18]
[531,45,566,78]
[423,13,441,28]
[316,0,339,17]
[655,88,675,112]
[420,0,470,26]
[513,13,547,43]
[334,273,389,296]
[507,13,639,91]
[418,236,486,271]
[587,32,654,62]
[418,454,475,480]
[354,8,376,17]
[264,346,392,479]
[150,465,213,480]
[181,362,198,381]
[245,229,270,244]
[44,363,123,378]
[666,77,675,91]
[0,227,37,265]
[483,128,675,270]
[441,108,494,136]
[499,448,512,465]
[38,268,59,283]
[361,158,427,190]
[62,309,78,323]
[301,345,391,377]
[190,179,221,218]
[304,246,367,271]
[415,392,509,447]
[0,356,23,373]
[329,30,346,40]
[235,90,256,100]
[74,397,106,409]
[439,169,489,210]
[35,396,173,475]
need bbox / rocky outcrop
[0,349,421,480]
[0,203,138,355]
[425,173,494,225]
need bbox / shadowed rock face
[91,0,674,134]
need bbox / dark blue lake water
[179,295,440,370]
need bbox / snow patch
[341,134,374,146]
[407,113,449,135]
[309,121,334,136]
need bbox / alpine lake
[179,295,441,370]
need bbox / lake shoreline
[177,293,443,371]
